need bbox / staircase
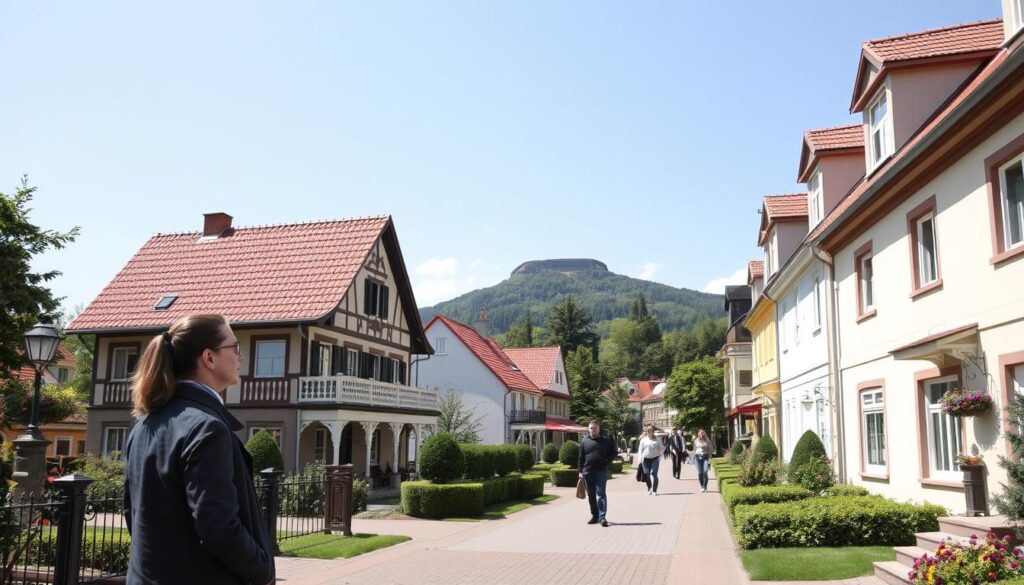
[873,516,1018,585]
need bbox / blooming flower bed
[910,532,1024,584]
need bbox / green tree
[600,318,646,378]
[601,383,632,438]
[0,178,79,381]
[436,389,484,444]
[639,341,673,378]
[546,296,598,358]
[503,314,535,348]
[663,356,725,434]
[58,305,93,399]
[663,330,701,366]
[997,390,1024,528]
[692,318,728,358]
[565,346,606,424]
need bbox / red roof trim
[425,316,542,394]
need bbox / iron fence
[0,492,62,585]
[77,495,128,583]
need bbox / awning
[545,417,589,433]
[727,397,762,419]
[889,323,979,367]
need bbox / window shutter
[379,286,390,318]
[360,353,372,379]
[399,362,407,385]
[340,347,348,376]
[310,341,322,376]
[331,345,342,375]
[364,280,373,315]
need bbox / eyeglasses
[214,342,241,355]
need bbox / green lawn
[740,546,895,581]
[445,495,559,522]
[278,533,411,559]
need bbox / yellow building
[745,260,781,450]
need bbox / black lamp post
[13,315,63,494]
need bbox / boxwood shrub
[494,446,519,477]
[420,432,464,483]
[529,463,561,473]
[721,484,812,516]
[520,474,546,499]
[513,445,535,472]
[542,442,559,464]
[608,461,623,474]
[482,476,522,506]
[732,496,945,548]
[550,468,579,487]
[558,441,579,467]
[823,484,870,497]
[31,529,132,574]
[461,444,495,480]
[401,481,484,518]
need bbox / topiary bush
[520,474,545,499]
[720,483,813,516]
[460,444,494,480]
[246,430,284,474]
[419,432,464,483]
[400,481,484,518]
[732,496,945,548]
[790,455,835,493]
[513,444,535,473]
[550,468,579,487]
[750,435,778,465]
[728,441,746,464]
[493,446,518,477]
[608,460,623,474]
[482,476,522,506]
[558,440,579,467]
[823,484,870,497]
[787,430,827,483]
[542,442,559,464]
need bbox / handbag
[576,477,587,499]
[635,464,644,482]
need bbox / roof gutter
[818,43,1024,247]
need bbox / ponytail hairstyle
[132,314,229,416]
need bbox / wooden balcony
[509,410,546,425]
[298,375,438,411]
[101,381,131,405]
[241,377,291,404]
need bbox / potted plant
[957,453,988,517]
[940,386,993,417]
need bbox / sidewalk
[275,460,752,585]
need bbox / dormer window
[153,295,178,310]
[867,88,893,168]
[808,170,823,228]
[1012,0,1024,35]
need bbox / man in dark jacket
[578,419,617,527]
[668,427,687,479]
[124,381,275,584]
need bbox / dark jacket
[124,382,275,585]
[577,433,617,473]
[669,434,686,455]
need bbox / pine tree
[566,346,606,423]
[996,392,1024,531]
[547,296,597,358]
[504,314,534,348]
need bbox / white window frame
[1012,0,1024,34]
[808,169,823,227]
[255,340,287,379]
[860,254,875,312]
[812,276,822,332]
[861,390,885,474]
[867,86,893,169]
[435,337,447,355]
[916,213,939,285]
[54,436,73,457]
[103,426,128,457]
[999,155,1024,251]
[345,348,359,377]
[314,428,327,463]
[111,347,138,381]
[924,376,963,480]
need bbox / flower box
[939,387,993,417]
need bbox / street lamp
[21,316,63,440]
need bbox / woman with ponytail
[123,314,275,585]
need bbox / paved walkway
[275,460,755,585]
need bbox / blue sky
[2,1,999,312]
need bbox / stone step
[915,531,969,550]
[893,545,931,568]
[938,515,1017,542]
[874,560,913,585]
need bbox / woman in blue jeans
[692,428,712,492]
[637,425,665,495]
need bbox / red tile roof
[803,124,865,152]
[862,19,1003,64]
[619,378,665,403]
[758,194,808,245]
[815,46,1013,242]
[67,216,399,332]
[747,260,764,280]
[426,316,542,394]
[503,347,563,393]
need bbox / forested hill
[418,260,725,337]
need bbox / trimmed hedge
[420,432,464,483]
[513,444,535,473]
[461,444,496,480]
[529,463,561,473]
[823,484,870,497]
[401,481,485,518]
[732,496,945,549]
[542,442,559,464]
[608,461,623,474]
[787,430,827,483]
[31,530,131,574]
[550,468,579,487]
[520,474,546,499]
[559,441,579,467]
[721,484,813,516]
[482,476,523,506]
[494,447,518,477]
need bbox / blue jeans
[642,456,660,493]
[582,469,608,521]
[695,455,709,489]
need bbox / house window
[435,337,447,355]
[868,89,892,167]
[924,377,963,478]
[153,295,178,310]
[915,214,939,285]
[812,276,822,331]
[56,367,69,383]
[77,440,85,454]
[861,389,885,474]
[314,428,327,463]
[345,349,359,377]
[111,347,139,381]
[859,253,874,313]
[739,370,752,387]
[249,426,283,446]
[999,157,1024,250]
[103,427,128,457]
[363,280,390,319]
[808,170,823,227]
[54,437,72,457]
[255,340,286,378]
[1012,0,1024,33]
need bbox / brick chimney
[202,213,233,237]
[473,308,490,338]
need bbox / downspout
[811,245,847,484]
[296,324,308,472]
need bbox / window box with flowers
[939,387,993,417]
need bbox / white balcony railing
[298,375,438,411]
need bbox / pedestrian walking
[693,428,713,492]
[668,427,687,479]
[578,419,617,527]
[637,425,665,495]
[124,314,275,585]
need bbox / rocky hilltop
[510,258,609,277]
